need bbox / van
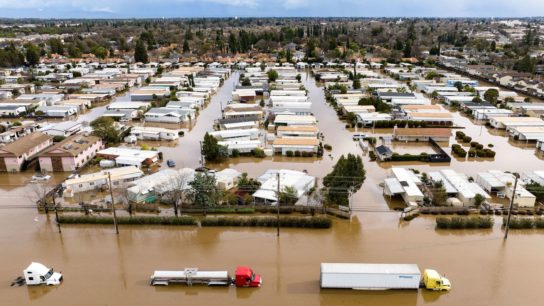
[352,134,367,141]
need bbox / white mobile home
[62,166,144,195]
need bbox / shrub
[323,144,332,150]
[285,150,294,157]
[468,149,476,157]
[470,142,478,147]
[364,137,377,145]
[535,218,544,228]
[294,150,301,157]
[357,122,363,128]
[455,131,466,139]
[436,216,493,229]
[52,135,66,142]
[462,136,472,143]
[301,151,313,157]
[253,148,266,158]
[488,144,494,148]
[476,144,484,150]
[231,149,240,157]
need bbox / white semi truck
[23,262,63,286]
[320,263,450,291]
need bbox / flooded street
[1,70,544,306]
[2,209,544,306]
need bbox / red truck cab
[234,266,262,287]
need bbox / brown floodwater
[2,208,544,306]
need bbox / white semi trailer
[320,263,451,291]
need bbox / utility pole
[52,189,61,234]
[199,140,204,167]
[277,172,280,237]
[108,172,119,234]
[504,173,519,240]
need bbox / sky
[0,0,543,19]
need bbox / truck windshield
[251,272,255,281]
[44,269,54,279]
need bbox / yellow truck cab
[423,269,451,291]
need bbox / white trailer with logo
[320,263,421,290]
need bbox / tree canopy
[202,132,228,163]
[322,154,366,206]
[90,117,121,144]
[134,39,149,63]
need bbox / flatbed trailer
[150,266,262,287]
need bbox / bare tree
[155,170,193,217]
[27,181,55,213]
[116,182,135,216]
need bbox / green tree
[514,55,536,74]
[92,46,108,59]
[278,186,298,206]
[183,39,190,53]
[403,41,412,58]
[241,77,251,86]
[189,173,218,212]
[483,89,499,104]
[322,154,366,206]
[67,44,82,58]
[134,40,149,63]
[474,194,486,207]
[454,81,463,92]
[425,71,438,80]
[48,38,64,55]
[24,43,40,66]
[202,132,228,163]
[267,70,279,82]
[353,78,361,89]
[431,181,447,206]
[90,117,120,144]
[237,172,261,195]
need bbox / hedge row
[58,215,198,225]
[502,217,544,229]
[285,150,314,157]
[451,144,467,157]
[468,148,496,158]
[200,216,331,228]
[390,153,428,162]
[373,120,428,128]
[436,216,494,229]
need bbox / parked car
[30,174,51,183]
[352,134,367,141]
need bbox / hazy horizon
[0,0,543,19]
